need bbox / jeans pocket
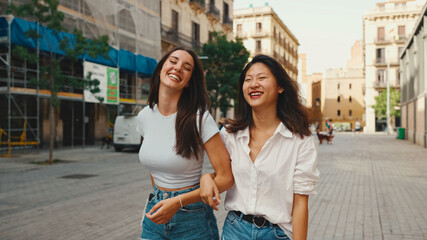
[224,211,237,225]
[180,201,206,212]
[274,227,290,240]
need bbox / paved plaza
[1,133,427,240]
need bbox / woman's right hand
[200,173,221,211]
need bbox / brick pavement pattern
[0,133,427,239]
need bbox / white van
[113,115,142,151]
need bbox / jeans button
[163,192,169,198]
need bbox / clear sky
[233,0,379,74]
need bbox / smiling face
[242,62,284,110]
[159,50,194,93]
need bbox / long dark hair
[228,54,311,138]
[147,47,210,159]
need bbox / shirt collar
[236,122,293,140]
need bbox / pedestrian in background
[355,118,361,133]
[136,47,234,240]
[200,55,319,240]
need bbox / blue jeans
[141,185,219,240]
[221,211,290,240]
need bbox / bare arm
[146,133,233,223]
[292,194,309,240]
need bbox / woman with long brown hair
[201,54,319,239]
[137,47,233,239]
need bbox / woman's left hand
[145,197,181,224]
[200,173,221,210]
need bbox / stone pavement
[0,133,426,240]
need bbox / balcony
[395,35,407,44]
[235,31,247,39]
[206,4,220,22]
[373,80,400,89]
[374,37,392,45]
[189,0,205,12]
[222,15,233,30]
[252,30,268,38]
[161,24,193,49]
[374,58,386,66]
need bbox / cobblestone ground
[0,133,426,240]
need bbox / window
[349,96,352,102]
[237,24,242,33]
[337,110,341,116]
[208,31,213,42]
[396,69,400,86]
[398,47,403,56]
[192,22,200,48]
[377,27,385,41]
[274,26,277,39]
[349,110,352,116]
[172,10,179,32]
[376,48,385,64]
[256,22,262,32]
[315,98,320,107]
[256,40,262,53]
[377,69,386,86]
[349,83,352,89]
[338,83,340,89]
[337,96,341,102]
[118,9,135,33]
[223,2,229,18]
[398,25,405,38]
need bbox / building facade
[0,0,160,150]
[400,2,427,148]
[160,0,234,55]
[233,5,299,81]
[363,0,425,132]
[321,68,365,132]
[309,73,323,128]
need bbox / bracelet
[178,195,183,208]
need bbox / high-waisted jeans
[141,185,219,240]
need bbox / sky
[233,0,379,74]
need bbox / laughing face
[242,62,284,110]
[159,50,194,93]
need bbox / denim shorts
[221,211,290,240]
[141,185,219,240]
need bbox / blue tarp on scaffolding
[1,17,157,77]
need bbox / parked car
[113,115,142,151]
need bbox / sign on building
[83,61,119,104]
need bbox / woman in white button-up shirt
[201,55,319,240]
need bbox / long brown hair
[147,47,210,159]
[228,54,311,138]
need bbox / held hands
[145,197,181,224]
[200,173,221,211]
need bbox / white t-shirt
[220,123,319,239]
[136,105,218,189]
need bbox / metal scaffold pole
[7,15,12,153]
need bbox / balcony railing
[161,24,193,49]
[235,31,247,39]
[189,0,205,10]
[375,58,386,65]
[223,15,233,28]
[207,5,220,20]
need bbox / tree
[7,0,110,164]
[201,32,249,118]
[372,88,401,119]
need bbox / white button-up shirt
[220,123,319,239]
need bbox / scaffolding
[0,0,160,156]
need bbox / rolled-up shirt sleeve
[293,136,320,195]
